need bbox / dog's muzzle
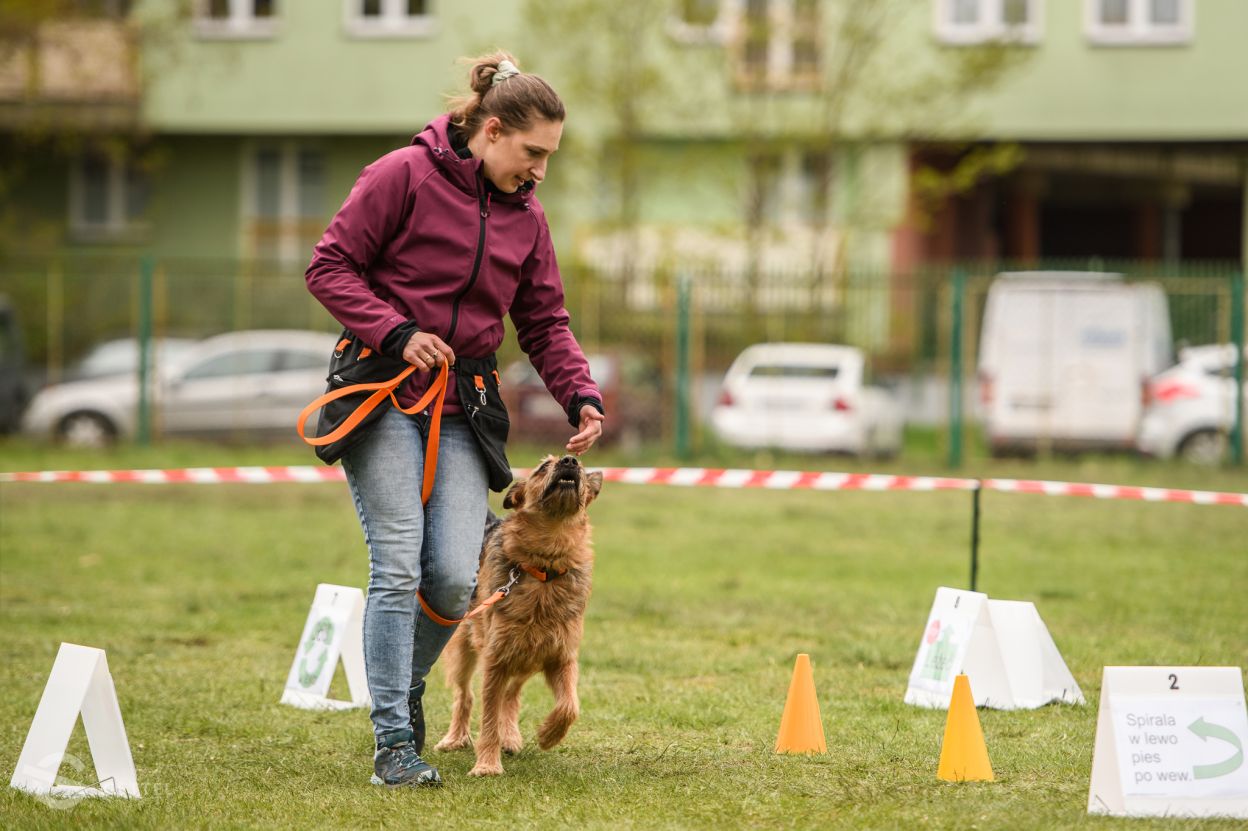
[545,455,582,495]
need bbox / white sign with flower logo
[905,586,1084,710]
[281,584,369,711]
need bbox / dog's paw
[501,734,524,755]
[434,734,472,752]
[467,762,504,777]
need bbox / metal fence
[2,254,1243,464]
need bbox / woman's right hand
[402,332,455,371]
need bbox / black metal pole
[970,480,982,593]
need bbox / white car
[65,336,199,381]
[1137,344,1248,464]
[710,343,903,456]
[22,329,336,446]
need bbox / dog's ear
[503,479,526,510]
[585,471,603,502]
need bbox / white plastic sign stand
[10,643,140,799]
[1088,666,1248,819]
[280,584,369,711]
[905,586,1084,710]
[905,587,986,708]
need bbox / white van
[977,272,1172,455]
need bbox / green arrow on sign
[1189,717,1244,780]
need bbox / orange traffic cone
[937,673,994,781]
[775,653,827,754]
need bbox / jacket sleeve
[304,150,416,349]
[510,211,602,417]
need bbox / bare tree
[522,0,1026,297]
[522,0,720,282]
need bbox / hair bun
[469,51,520,96]
[447,50,563,137]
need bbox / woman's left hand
[566,405,605,455]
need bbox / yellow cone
[937,673,994,781]
[775,653,827,754]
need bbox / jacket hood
[412,114,535,202]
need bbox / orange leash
[417,566,522,627]
[298,360,450,505]
[299,358,510,628]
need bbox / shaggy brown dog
[434,453,602,776]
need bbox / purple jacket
[305,114,599,417]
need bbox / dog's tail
[479,509,503,569]
[484,508,502,540]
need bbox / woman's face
[476,116,563,194]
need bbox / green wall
[138,0,520,134]
[968,0,1248,139]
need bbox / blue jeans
[342,408,488,740]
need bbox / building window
[791,0,820,76]
[194,0,279,40]
[798,149,831,223]
[1085,0,1192,45]
[344,0,436,38]
[933,0,1043,44]
[69,150,150,242]
[668,0,728,44]
[734,0,821,91]
[745,146,838,227]
[746,151,784,226]
[245,142,326,263]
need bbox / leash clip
[497,566,522,597]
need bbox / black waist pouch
[311,330,409,465]
[455,355,512,492]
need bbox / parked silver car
[22,330,336,446]
[1137,344,1248,464]
[65,336,199,382]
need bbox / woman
[305,52,604,788]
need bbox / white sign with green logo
[905,586,1083,710]
[280,584,369,711]
[1090,666,1248,818]
[905,587,986,708]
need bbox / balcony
[0,20,140,130]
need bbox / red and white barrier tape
[2,465,1245,506]
[0,466,346,485]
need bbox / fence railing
[2,255,1243,464]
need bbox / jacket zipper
[446,184,490,343]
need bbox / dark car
[0,296,30,433]
[501,352,662,448]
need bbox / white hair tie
[492,60,520,86]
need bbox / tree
[522,0,1027,280]
[520,0,719,281]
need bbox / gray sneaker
[371,729,441,788]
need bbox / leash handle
[298,361,450,506]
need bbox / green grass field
[2,440,1247,829]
